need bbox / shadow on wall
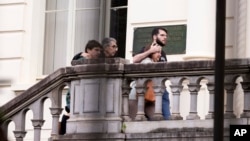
[0,111,8,141]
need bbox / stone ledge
[71,58,129,66]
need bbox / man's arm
[133,50,153,63]
[133,45,161,63]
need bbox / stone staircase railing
[0,58,250,141]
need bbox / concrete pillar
[245,0,250,57]
[13,131,26,141]
[134,78,147,121]
[186,83,201,120]
[240,82,250,118]
[234,0,247,58]
[184,0,216,60]
[49,108,63,137]
[169,83,183,120]
[224,83,237,118]
[152,78,164,120]
[67,58,127,134]
[205,83,215,119]
[31,119,45,141]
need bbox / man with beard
[133,27,168,63]
[131,27,171,120]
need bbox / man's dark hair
[151,27,168,38]
[84,40,102,53]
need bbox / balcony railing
[0,58,250,141]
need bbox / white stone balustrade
[0,58,249,141]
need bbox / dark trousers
[59,114,69,135]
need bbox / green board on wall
[132,25,187,55]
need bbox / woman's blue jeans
[162,90,171,120]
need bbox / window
[43,0,102,74]
[110,0,127,58]
[43,0,69,74]
[42,0,127,74]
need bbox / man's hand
[149,43,162,54]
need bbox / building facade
[0,0,250,140]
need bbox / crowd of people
[59,27,171,134]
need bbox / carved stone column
[169,84,183,120]
[152,78,164,121]
[186,83,201,120]
[31,119,45,141]
[12,112,26,141]
[224,83,237,118]
[134,79,147,121]
[122,79,132,121]
[205,83,215,119]
[240,81,250,118]
[50,107,63,137]
[13,131,26,141]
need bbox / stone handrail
[0,58,249,141]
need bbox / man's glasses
[112,45,118,49]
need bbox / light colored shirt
[141,57,154,63]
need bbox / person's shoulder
[160,50,167,62]
[72,52,83,60]
[141,57,152,63]
[161,50,166,55]
[133,46,146,56]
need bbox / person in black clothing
[133,27,168,63]
[59,40,102,135]
[132,27,171,120]
[59,38,119,135]
[72,40,103,60]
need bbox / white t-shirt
[141,57,154,63]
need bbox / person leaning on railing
[59,38,119,135]
[132,27,171,120]
[59,40,103,135]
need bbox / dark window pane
[111,0,127,7]
[110,8,127,58]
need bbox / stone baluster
[205,83,215,119]
[30,99,45,141]
[240,81,250,118]
[152,78,164,120]
[186,83,201,120]
[12,112,26,141]
[48,86,63,137]
[121,79,132,121]
[0,122,8,140]
[224,83,237,118]
[13,131,27,141]
[169,84,183,120]
[31,119,45,141]
[50,107,63,137]
[134,78,147,121]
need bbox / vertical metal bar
[214,0,226,141]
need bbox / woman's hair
[144,44,153,58]
[84,40,102,53]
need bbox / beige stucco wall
[0,0,249,140]
[1,0,249,103]
[125,0,188,61]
